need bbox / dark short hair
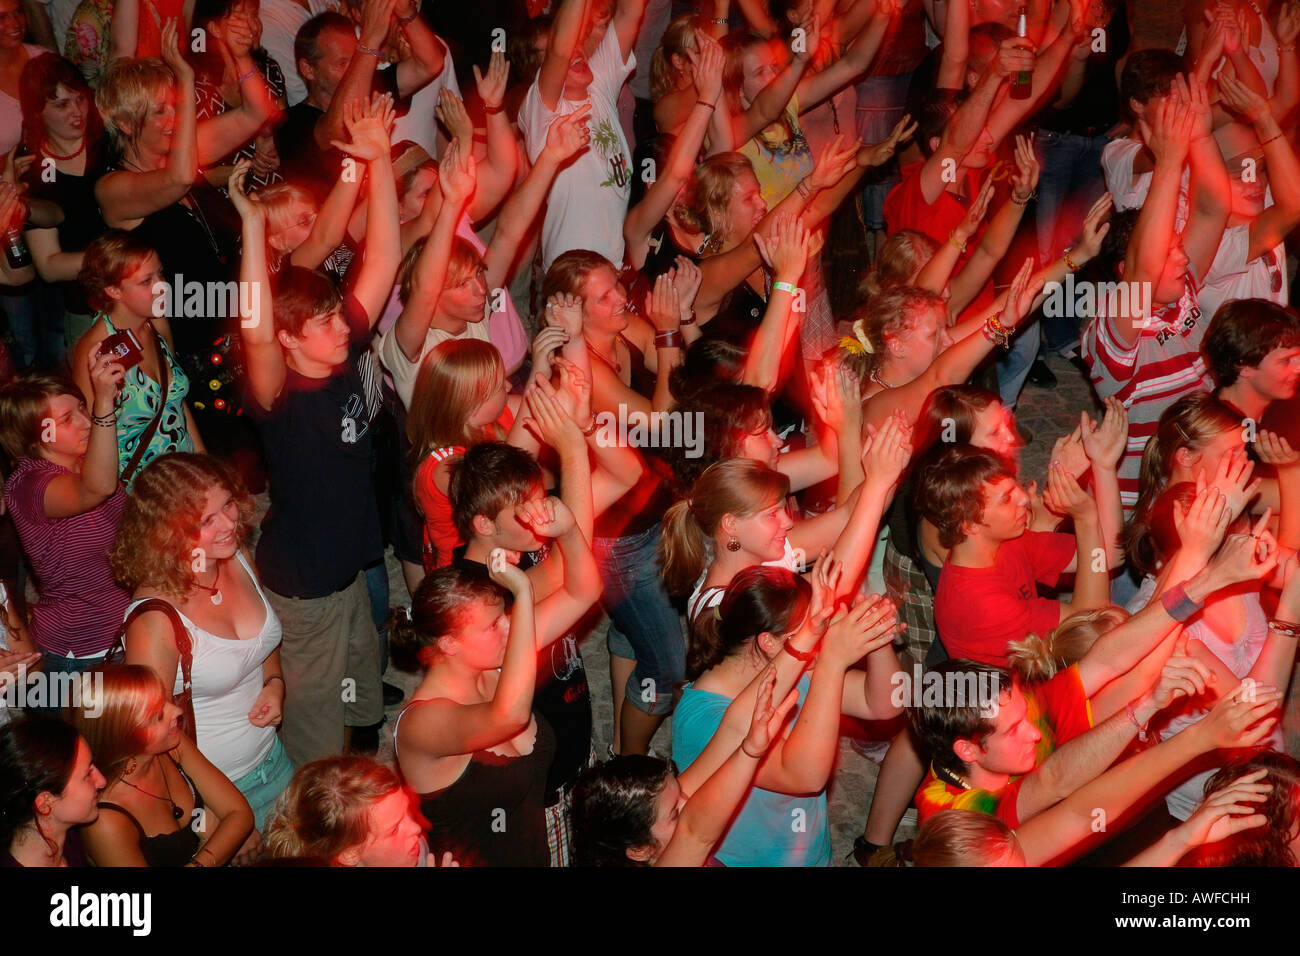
[295,11,354,72]
[914,444,1017,548]
[274,266,343,338]
[1201,298,1300,387]
[1119,48,1183,119]
[908,659,1011,779]
[448,442,543,540]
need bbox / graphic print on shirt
[592,119,631,189]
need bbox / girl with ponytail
[672,564,902,866]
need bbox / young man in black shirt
[232,94,401,766]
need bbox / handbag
[107,599,197,739]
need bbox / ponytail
[1007,605,1130,684]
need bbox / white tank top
[126,552,282,781]
[687,539,805,624]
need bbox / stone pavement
[376,350,1102,864]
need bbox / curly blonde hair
[111,453,256,599]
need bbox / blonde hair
[678,152,758,254]
[858,230,939,302]
[650,15,704,100]
[397,236,484,307]
[264,757,403,864]
[95,57,176,152]
[914,809,1021,866]
[408,338,506,460]
[111,453,257,600]
[66,665,168,787]
[849,286,947,376]
[249,182,317,240]
[1007,606,1130,683]
[659,458,790,596]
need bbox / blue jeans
[855,72,913,230]
[997,318,1041,410]
[593,522,685,717]
[1035,129,1108,354]
[1,283,64,369]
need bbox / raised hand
[523,375,585,455]
[516,493,577,540]
[805,134,859,192]
[952,173,996,247]
[1206,445,1260,522]
[487,546,532,596]
[159,17,194,83]
[804,548,843,635]
[668,256,702,320]
[689,32,726,105]
[438,137,478,206]
[1043,460,1094,519]
[1255,430,1300,468]
[863,409,912,491]
[331,92,396,161]
[999,256,1045,330]
[753,213,811,284]
[647,273,682,333]
[435,88,474,145]
[226,159,261,222]
[1204,515,1280,587]
[552,355,593,426]
[1138,88,1194,166]
[1279,0,1300,46]
[821,594,899,668]
[859,114,917,168]
[543,290,584,338]
[740,667,800,756]
[1075,192,1114,260]
[1174,483,1231,561]
[473,50,510,113]
[1049,425,1090,481]
[359,0,398,48]
[1009,134,1040,205]
[1175,768,1271,849]
[87,342,125,411]
[1192,680,1281,751]
[1080,396,1127,471]
[543,103,593,162]
[992,36,1036,78]
[1145,636,1214,713]
[1218,71,1270,124]
[530,326,569,382]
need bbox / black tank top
[96,757,204,867]
[396,702,556,867]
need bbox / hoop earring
[125,758,137,775]
[727,537,742,552]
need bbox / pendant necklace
[195,562,223,606]
[121,764,184,821]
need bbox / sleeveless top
[97,756,204,867]
[1127,577,1284,819]
[687,539,805,623]
[394,702,555,867]
[124,552,282,780]
[413,405,516,571]
[100,315,194,484]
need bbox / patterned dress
[100,315,195,484]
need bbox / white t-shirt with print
[519,27,635,270]
[1200,214,1289,326]
[375,314,495,410]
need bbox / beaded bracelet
[1062,247,1080,272]
[948,232,967,253]
[356,41,385,59]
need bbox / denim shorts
[593,522,686,717]
[233,735,296,832]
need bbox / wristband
[654,329,684,350]
[472,132,489,144]
[1125,702,1150,743]
[740,742,764,758]
[948,232,967,253]
[91,411,117,428]
[782,638,817,662]
[236,67,258,83]
[483,101,506,114]
[680,309,697,326]
[772,280,798,295]
[356,41,385,59]
[1160,581,1204,623]
[581,415,598,437]
[796,178,813,200]
[263,674,284,688]
[1260,130,1284,148]
[696,99,716,110]
[1269,618,1300,639]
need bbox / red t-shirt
[934,531,1076,665]
[915,665,1094,828]
[883,161,995,314]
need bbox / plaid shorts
[883,538,937,668]
[544,743,596,867]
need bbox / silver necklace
[869,367,895,390]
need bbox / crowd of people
[1,0,1300,869]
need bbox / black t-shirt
[452,544,592,804]
[277,68,403,203]
[247,294,383,597]
[23,144,109,315]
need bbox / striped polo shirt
[1081,275,1214,514]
